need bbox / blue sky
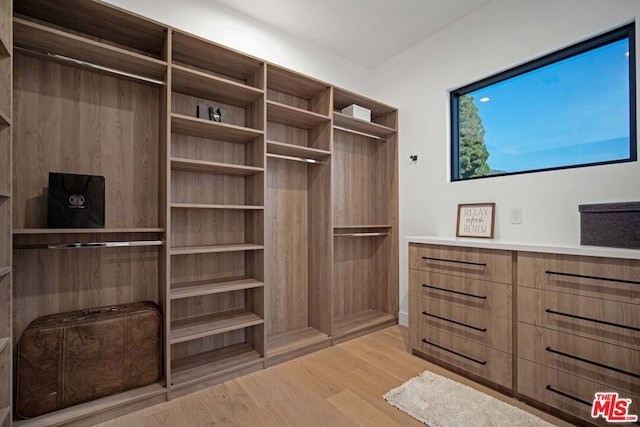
[468,38,631,173]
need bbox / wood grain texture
[266,327,331,367]
[96,326,569,427]
[409,243,513,284]
[411,322,513,389]
[171,114,263,146]
[170,209,261,247]
[409,269,512,319]
[267,101,331,129]
[171,91,248,129]
[0,0,10,58]
[266,64,329,104]
[410,295,512,353]
[518,251,640,304]
[265,157,309,335]
[518,286,640,351]
[518,358,640,427]
[518,323,639,396]
[171,30,263,85]
[13,54,160,229]
[14,19,167,81]
[333,112,396,138]
[15,0,167,57]
[170,308,264,344]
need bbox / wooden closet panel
[0,275,9,338]
[0,56,10,124]
[12,54,160,229]
[267,90,309,111]
[171,92,246,128]
[170,209,258,247]
[0,201,8,266]
[333,236,389,318]
[170,330,245,361]
[170,171,246,205]
[307,161,332,334]
[265,157,309,335]
[170,291,246,321]
[170,252,247,284]
[171,134,247,166]
[12,246,159,345]
[0,127,9,194]
[267,122,309,147]
[333,132,390,226]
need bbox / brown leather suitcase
[16,301,162,419]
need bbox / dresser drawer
[409,269,511,319]
[410,296,512,353]
[518,323,640,396]
[518,252,640,305]
[409,244,512,284]
[411,322,512,388]
[519,287,640,351]
[518,358,640,427]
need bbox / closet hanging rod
[266,153,324,164]
[14,47,165,86]
[14,240,165,250]
[333,232,389,237]
[332,125,387,141]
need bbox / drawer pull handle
[545,385,591,407]
[422,284,487,300]
[421,311,487,332]
[545,347,640,379]
[421,256,487,267]
[546,308,640,332]
[545,270,640,286]
[421,339,487,365]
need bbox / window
[451,24,636,181]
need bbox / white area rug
[383,371,556,427]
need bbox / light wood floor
[97,326,570,426]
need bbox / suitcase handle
[61,307,119,322]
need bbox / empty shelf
[333,112,396,139]
[171,203,264,210]
[171,157,264,176]
[333,309,396,340]
[266,140,330,160]
[170,343,263,389]
[267,101,330,129]
[170,309,264,344]
[171,114,263,143]
[171,277,264,300]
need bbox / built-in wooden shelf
[0,267,10,279]
[0,189,10,198]
[170,309,264,344]
[172,64,263,107]
[333,112,396,139]
[0,406,9,427]
[13,18,167,81]
[170,244,264,256]
[267,64,329,100]
[0,110,10,127]
[333,88,397,118]
[266,140,330,160]
[0,337,9,354]
[171,203,264,210]
[13,383,165,427]
[170,343,263,390]
[266,327,331,367]
[171,114,263,144]
[333,309,396,342]
[172,30,264,86]
[171,157,264,176]
[13,228,164,235]
[267,101,330,129]
[171,277,263,300]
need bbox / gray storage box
[579,202,640,249]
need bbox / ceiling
[211,0,493,68]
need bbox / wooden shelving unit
[264,64,332,366]
[5,2,398,423]
[0,0,11,423]
[331,88,399,342]
[167,27,266,397]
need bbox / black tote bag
[47,172,105,228]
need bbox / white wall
[371,0,640,325]
[104,0,373,95]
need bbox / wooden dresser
[408,238,640,427]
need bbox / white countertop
[404,236,640,260]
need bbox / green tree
[458,94,490,178]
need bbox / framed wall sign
[456,203,495,238]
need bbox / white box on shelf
[341,104,371,122]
